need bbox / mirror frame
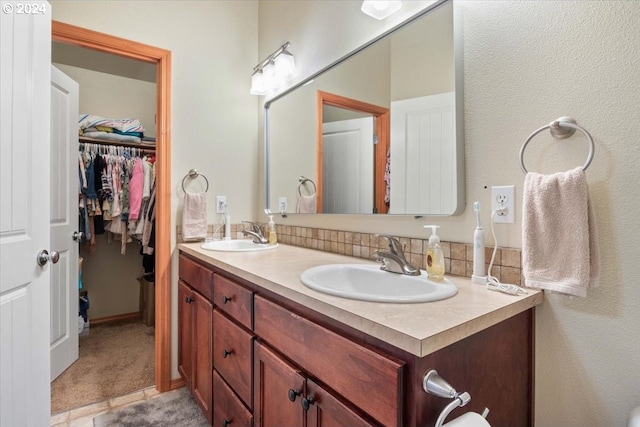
[264,0,464,216]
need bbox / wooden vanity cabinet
[178,280,213,425]
[254,295,403,427]
[211,272,255,426]
[254,341,306,427]
[178,252,535,427]
[254,341,376,427]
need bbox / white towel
[182,192,207,241]
[296,194,317,214]
[522,167,600,297]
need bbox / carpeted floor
[51,319,155,414]
[93,387,209,427]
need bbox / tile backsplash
[178,223,522,285]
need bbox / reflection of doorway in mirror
[322,117,374,214]
[390,92,456,215]
[317,91,389,214]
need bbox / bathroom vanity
[178,243,543,427]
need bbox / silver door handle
[72,231,84,242]
[37,250,60,266]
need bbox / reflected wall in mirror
[265,0,464,216]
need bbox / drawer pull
[222,419,232,427]
[221,295,232,304]
[184,296,193,303]
[222,349,234,358]
[301,396,315,410]
[288,388,301,402]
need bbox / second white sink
[300,264,457,303]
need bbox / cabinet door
[305,379,378,427]
[254,342,305,427]
[192,289,213,425]
[177,281,193,388]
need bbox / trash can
[139,275,155,327]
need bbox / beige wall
[259,1,640,426]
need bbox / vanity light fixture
[250,42,298,95]
[361,0,403,20]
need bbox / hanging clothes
[78,142,156,255]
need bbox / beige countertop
[179,242,543,358]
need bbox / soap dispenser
[268,215,278,245]
[424,225,445,281]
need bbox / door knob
[37,250,60,266]
[72,231,84,242]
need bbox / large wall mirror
[265,0,464,216]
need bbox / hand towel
[182,192,207,241]
[522,167,600,297]
[296,194,317,214]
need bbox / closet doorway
[52,21,173,399]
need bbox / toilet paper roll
[442,412,491,427]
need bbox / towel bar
[298,176,316,196]
[181,168,209,193]
[519,116,594,174]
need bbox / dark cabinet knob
[288,388,301,402]
[301,396,315,410]
[221,295,231,304]
[184,296,193,303]
[222,349,233,358]
[222,419,232,427]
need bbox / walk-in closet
[50,41,158,414]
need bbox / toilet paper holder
[423,370,490,427]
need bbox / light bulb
[250,69,266,95]
[274,49,297,82]
[262,59,276,91]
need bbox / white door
[322,117,373,214]
[0,3,53,426]
[390,92,456,215]
[50,66,80,381]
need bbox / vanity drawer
[254,295,404,427]
[213,273,253,329]
[179,255,213,300]
[213,309,254,408]
[213,370,253,427]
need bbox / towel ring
[298,176,316,197]
[181,168,209,193]
[519,117,594,174]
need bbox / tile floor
[50,386,161,427]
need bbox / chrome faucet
[241,221,269,244]
[374,234,420,276]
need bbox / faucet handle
[242,221,262,234]
[376,234,404,255]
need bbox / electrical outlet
[216,196,227,214]
[278,197,288,213]
[491,185,515,224]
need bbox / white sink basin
[200,240,278,252]
[300,264,457,303]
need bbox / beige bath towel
[296,194,317,214]
[522,167,600,297]
[182,192,207,241]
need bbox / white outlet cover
[491,185,515,224]
[216,196,227,213]
[278,197,288,213]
